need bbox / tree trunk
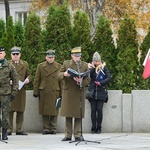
[4,0,10,23]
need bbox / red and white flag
[142,48,150,79]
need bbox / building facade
[0,0,32,24]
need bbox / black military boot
[2,128,8,140]
[91,127,96,134]
[96,126,101,134]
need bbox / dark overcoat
[10,59,31,112]
[33,61,61,115]
[57,59,91,118]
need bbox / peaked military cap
[11,46,21,54]
[0,47,5,52]
[71,47,82,56]
[46,49,55,57]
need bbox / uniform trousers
[9,111,24,132]
[90,100,104,128]
[65,117,81,139]
[42,115,57,132]
[0,95,10,129]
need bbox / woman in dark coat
[88,52,111,134]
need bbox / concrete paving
[1,133,150,150]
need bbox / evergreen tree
[14,20,24,47]
[116,15,139,93]
[44,2,72,64]
[93,15,116,89]
[71,11,92,62]
[24,12,42,89]
[0,19,5,40]
[1,16,15,58]
[139,26,150,89]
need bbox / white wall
[0,0,31,22]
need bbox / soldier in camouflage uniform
[0,47,18,140]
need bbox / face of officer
[71,54,81,63]
[0,51,6,60]
[46,55,55,64]
[11,52,21,62]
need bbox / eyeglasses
[12,53,19,55]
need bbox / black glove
[10,94,15,102]
[33,94,39,98]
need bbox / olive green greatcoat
[57,59,91,118]
[9,59,31,112]
[33,61,61,115]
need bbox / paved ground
[1,133,150,150]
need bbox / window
[15,12,27,25]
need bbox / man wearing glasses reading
[7,46,31,136]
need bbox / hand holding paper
[18,77,29,90]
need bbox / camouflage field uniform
[0,59,18,129]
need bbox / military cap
[46,49,55,57]
[11,46,21,54]
[0,47,5,52]
[71,47,82,56]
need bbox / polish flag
[142,48,150,79]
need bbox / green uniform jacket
[57,59,91,118]
[0,59,18,96]
[9,59,31,112]
[33,61,61,115]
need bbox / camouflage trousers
[0,95,10,129]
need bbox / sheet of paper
[18,80,25,90]
[18,77,28,90]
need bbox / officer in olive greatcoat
[0,47,18,140]
[33,49,61,135]
[7,46,31,136]
[57,47,91,141]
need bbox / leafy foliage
[115,15,139,93]
[24,12,43,89]
[44,2,72,63]
[14,20,24,47]
[0,19,5,39]
[71,11,92,62]
[1,16,15,59]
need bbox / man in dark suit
[57,47,91,141]
[7,46,31,136]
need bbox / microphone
[75,60,79,64]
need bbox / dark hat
[11,46,21,54]
[0,47,5,52]
[46,49,55,57]
[71,47,82,57]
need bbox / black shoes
[7,131,12,136]
[91,127,97,134]
[91,126,101,134]
[2,128,8,140]
[49,131,56,134]
[62,137,71,141]
[16,131,28,135]
[42,130,56,135]
[75,136,84,141]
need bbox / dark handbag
[98,89,108,103]
[85,86,94,99]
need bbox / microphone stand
[70,60,100,145]
[0,104,8,143]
